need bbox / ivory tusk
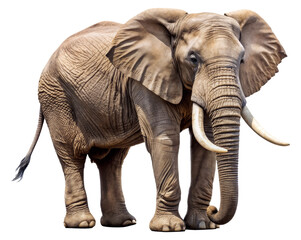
[192,103,228,153]
[241,106,289,146]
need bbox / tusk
[242,106,289,146]
[192,103,228,153]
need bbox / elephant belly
[40,73,143,155]
[73,76,144,150]
[76,108,144,150]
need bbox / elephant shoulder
[59,21,121,56]
[75,21,122,40]
[53,21,121,72]
[85,21,122,35]
[38,21,119,93]
[40,21,123,93]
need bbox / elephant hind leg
[61,155,95,228]
[55,144,95,228]
[43,102,95,227]
[90,148,136,227]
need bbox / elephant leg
[184,128,218,229]
[42,101,95,228]
[59,154,95,228]
[131,81,184,232]
[147,134,184,231]
[91,148,136,227]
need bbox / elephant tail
[13,107,44,181]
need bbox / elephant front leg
[148,135,185,232]
[131,80,184,231]
[184,130,218,229]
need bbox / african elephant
[14,8,288,231]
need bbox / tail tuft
[13,107,44,182]
[13,155,32,181]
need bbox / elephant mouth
[191,102,289,153]
[192,102,228,153]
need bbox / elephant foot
[150,212,186,232]
[101,210,136,227]
[184,209,219,230]
[64,210,95,228]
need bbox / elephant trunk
[207,108,241,224]
[192,61,243,225]
[208,63,242,225]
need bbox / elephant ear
[107,8,187,104]
[225,10,287,97]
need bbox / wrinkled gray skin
[15,8,286,231]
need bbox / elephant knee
[145,133,180,153]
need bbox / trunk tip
[207,205,234,225]
[207,205,218,216]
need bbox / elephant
[14,8,289,231]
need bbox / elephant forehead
[177,14,242,58]
[182,13,240,37]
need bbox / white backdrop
[1,0,300,239]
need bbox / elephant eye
[189,53,198,65]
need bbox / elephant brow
[203,56,238,67]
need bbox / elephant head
[107,8,288,225]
